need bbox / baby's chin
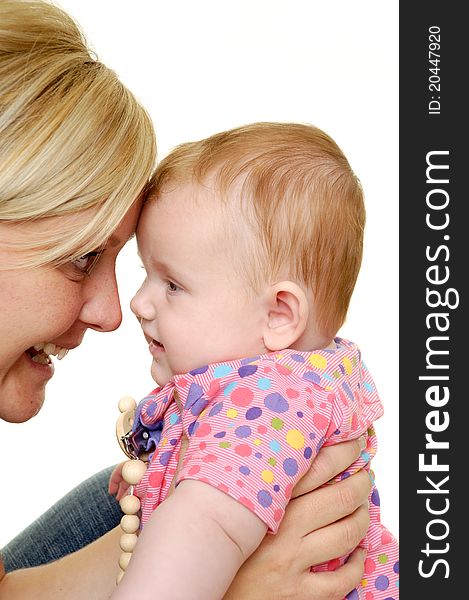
[150,361,172,388]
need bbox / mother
[0,1,370,598]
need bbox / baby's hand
[108,461,131,501]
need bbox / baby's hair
[0,0,156,268]
[148,122,365,338]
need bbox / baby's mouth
[26,343,69,365]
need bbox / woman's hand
[224,437,371,600]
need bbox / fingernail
[358,435,367,451]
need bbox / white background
[0,0,398,547]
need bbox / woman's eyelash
[72,251,102,275]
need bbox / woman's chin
[0,363,48,422]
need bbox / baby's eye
[167,281,181,294]
[72,251,102,275]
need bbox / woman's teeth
[32,343,69,361]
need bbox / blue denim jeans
[2,466,122,572]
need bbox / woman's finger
[280,470,371,538]
[301,547,367,600]
[292,437,367,497]
[299,503,370,569]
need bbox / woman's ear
[262,281,309,351]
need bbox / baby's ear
[262,281,309,351]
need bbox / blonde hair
[148,122,365,339]
[0,0,156,268]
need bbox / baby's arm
[112,479,267,600]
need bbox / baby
[112,122,399,599]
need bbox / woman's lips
[24,349,55,378]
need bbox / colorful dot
[226,408,238,419]
[214,431,226,438]
[343,357,353,374]
[246,406,262,420]
[235,444,251,457]
[188,465,201,476]
[159,451,171,466]
[271,418,284,430]
[286,429,305,450]
[235,425,252,438]
[375,575,389,591]
[255,452,263,459]
[304,446,312,459]
[169,413,180,425]
[146,401,157,416]
[303,371,321,384]
[190,365,208,375]
[297,411,304,418]
[365,558,376,574]
[257,425,267,434]
[257,490,273,508]
[312,412,329,429]
[253,438,262,446]
[148,470,163,487]
[371,488,380,506]
[342,381,354,400]
[257,377,272,390]
[283,457,298,476]
[232,387,254,407]
[194,422,211,437]
[264,392,289,413]
[219,441,231,448]
[223,381,238,396]
[393,561,399,573]
[239,466,250,476]
[270,440,281,453]
[268,457,277,466]
[291,354,305,362]
[238,364,258,378]
[261,470,274,483]
[213,364,233,378]
[286,387,300,399]
[378,554,388,564]
[345,590,358,600]
[309,354,327,369]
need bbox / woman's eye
[72,251,101,275]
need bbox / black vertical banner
[400,3,465,597]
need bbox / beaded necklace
[115,395,147,585]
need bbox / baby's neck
[290,331,334,353]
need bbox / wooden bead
[116,569,125,585]
[121,514,140,534]
[120,533,138,553]
[121,459,147,485]
[118,552,133,571]
[119,494,141,515]
[118,396,137,413]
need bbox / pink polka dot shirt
[131,338,399,599]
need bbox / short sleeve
[175,358,337,532]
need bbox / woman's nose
[80,270,123,332]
